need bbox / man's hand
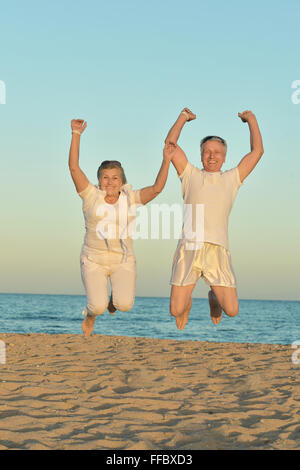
[238,110,256,123]
[181,108,196,122]
[164,108,195,159]
[71,119,87,135]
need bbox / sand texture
[0,333,299,450]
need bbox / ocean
[0,293,299,346]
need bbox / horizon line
[0,292,299,303]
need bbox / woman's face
[99,168,123,196]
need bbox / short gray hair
[200,136,227,155]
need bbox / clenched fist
[181,108,196,122]
[238,110,256,123]
[71,119,87,135]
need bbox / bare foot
[82,315,96,337]
[208,290,223,325]
[176,298,192,330]
[107,295,117,315]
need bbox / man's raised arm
[237,110,264,183]
[165,108,196,175]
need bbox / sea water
[0,293,299,345]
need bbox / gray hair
[200,136,227,155]
[97,160,127,184]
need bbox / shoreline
[0,333,299,450]
[0,331,292,346]
[0,332,294,347]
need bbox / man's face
[201,140,226,172]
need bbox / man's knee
[224,302,239,318]
[170,299,186,318]
[170,284,195,319]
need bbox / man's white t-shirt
[179,162,243,250]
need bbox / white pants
[80,246,136,316]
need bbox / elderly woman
[69,119,174,336]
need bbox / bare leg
[210,285,239,324]
[170,284,195,330]
[208,289,223,325]
[82,314,96,337]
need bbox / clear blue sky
[1,0,300,300]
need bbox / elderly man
[166,108,264,330]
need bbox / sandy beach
[0,333,299,450]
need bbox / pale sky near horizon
[1,0,300,300]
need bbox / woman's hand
[238,110,256,123]
[71,119,87,135]
[181,108,196,122]
[163,142,178,162]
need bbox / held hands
[238,110,256,123]
[180,108,196,122]
[71,119,87,135]
[163,142,178,162]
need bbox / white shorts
[80,245,136,316]
[170,242,237,288]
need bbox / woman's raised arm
[139,142,176,205]
[68,119,89,193]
